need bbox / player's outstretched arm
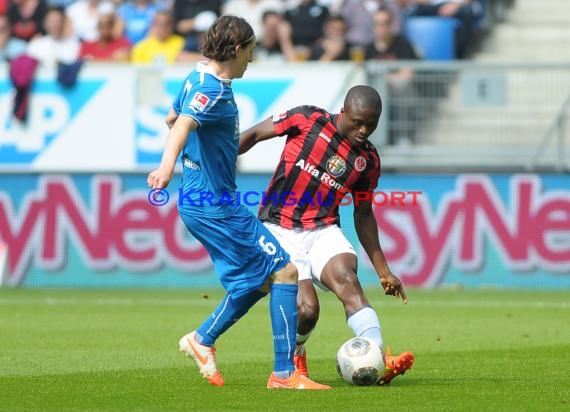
[354,199,408,304]
[238,117,278,154]
[147,115,197,189]
[165,107,179,130]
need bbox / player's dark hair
[345,85,383,116]
[201,15,255,62]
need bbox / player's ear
[234,43,243,57]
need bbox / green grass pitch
[0,288,568,411]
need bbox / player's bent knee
[272,262,298,284]
[298,300,319,326]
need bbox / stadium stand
[376,0,570,171]
[2,0,567,171]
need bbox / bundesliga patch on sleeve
[189,92,210,112]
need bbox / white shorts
[263,222,357,290]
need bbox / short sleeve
[178,84,225,126]
[272,106,310,137]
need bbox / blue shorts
[179,206,290,297]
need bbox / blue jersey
[179,207,290,298]
[173,62,240,217]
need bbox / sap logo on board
[0,80,104,164]
[135,79,292,164]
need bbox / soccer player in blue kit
[147,15,329,390]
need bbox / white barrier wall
[0,62,365,172]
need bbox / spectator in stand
[176,9,216,60]
[365,7,419,146]
[116,0,159,45]
[66,0,115,42]
[307,15,350,61]
[283,0,329,59]
[79,11,130,61]
[131,10,184,64]
[254,10,296,62]
[398,0,476,58]
[0,0,8,14]
[26,6,80,66]
[172,0,221,56]
[0,14,28,61]
[222,0,284,39]
[335,0,401,48]
[175,10,215,62]
[366,7,418,62]
[8,0,48,42]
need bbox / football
[336,337,385,386]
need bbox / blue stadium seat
[403,17,459,61]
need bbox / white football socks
[295,330,312,355]
[346,307,383,350]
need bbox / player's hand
[147,168,172,189]
[380,271,407,304]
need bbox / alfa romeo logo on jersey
[354,156,367,172]
[326,155,347,177]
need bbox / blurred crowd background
[0,0,514,67]
[7,0,570,167]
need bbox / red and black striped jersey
[258,105,381,229]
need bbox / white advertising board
[0,62,365,172]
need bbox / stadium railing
[366,60,570,172]
[0,59,568,173]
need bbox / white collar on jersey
[196,61,232,84]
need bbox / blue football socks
[269,283,298,378]
[196,290,266,346]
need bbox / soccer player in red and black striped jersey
[257,100,381,230]
[239,85,414,385]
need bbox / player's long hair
[201,16,254,62]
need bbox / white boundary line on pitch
[0,298,568,309]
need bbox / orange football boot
[267,369,331,390]
[378,348,414,385]
[294,349,309,377]
[179,331,225,386]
